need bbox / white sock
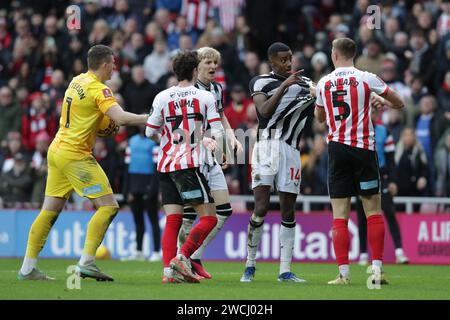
[395,248,404,257]
[339,264,349,277]
[191,214,229,260]
[246,214,264,268]
[79,254,95,266]
[279,221,295,274]
[178,217,195,249]
[164,267,172,277]
[20,257,37,275]
[372,259,382,269]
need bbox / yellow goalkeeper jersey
[49,71,117,159]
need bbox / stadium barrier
[0,207,449,264]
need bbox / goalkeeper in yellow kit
[18,45,148,281]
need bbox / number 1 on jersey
[65,97,73,128]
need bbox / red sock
[180,216,217,258]
[367,214,385,261]
[162,214,183,267]
[332,219,349,266]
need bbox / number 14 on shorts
[289,168,300,183]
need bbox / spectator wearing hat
[0,152,33,205]
[0,86,22,143]
[310,51,330,83]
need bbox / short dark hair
[267,42,291,58]
[332,38,356,60]
[172,50,199,81]
[87,45,114,70]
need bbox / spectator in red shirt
[21,92,57,152]
[224,84,253,129]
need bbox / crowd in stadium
[0,0,449,210]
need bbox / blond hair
[197,46,221,63]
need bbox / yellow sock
[25,209,59,259]
[83,206,118,256]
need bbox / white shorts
[251,139,301,194]
[199,162,228,191]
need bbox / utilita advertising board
[0,210,448,264]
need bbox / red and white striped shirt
[181,0,214,31]
[146,85,224,173]
[315,66,389,151]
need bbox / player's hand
[371,93,386,110]
[202,136,217,152]
[388,182,398,196]
[228,134,243,155]
[417,177,427,190]
[309,82,317,97]
[221,153,229,170]
[282,69,305,89]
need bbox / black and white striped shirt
[196,79,224,113]
[249,72,315,149]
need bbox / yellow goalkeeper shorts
[45,149,113,199]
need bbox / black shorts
[159,168,214,206]
[328,141,380,198]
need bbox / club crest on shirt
[102,88,112,98]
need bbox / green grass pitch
[1,259,449,300]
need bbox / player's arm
[220,111,243,154]
[106,105,148,126]
[314,81,326,123]
[315,106,326,123]
[255,69,304,118]
[145,99,163,138]
[206,95,225,142]
[367,73,404,109]
[94,85,147,126]
[372,89,404,109]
